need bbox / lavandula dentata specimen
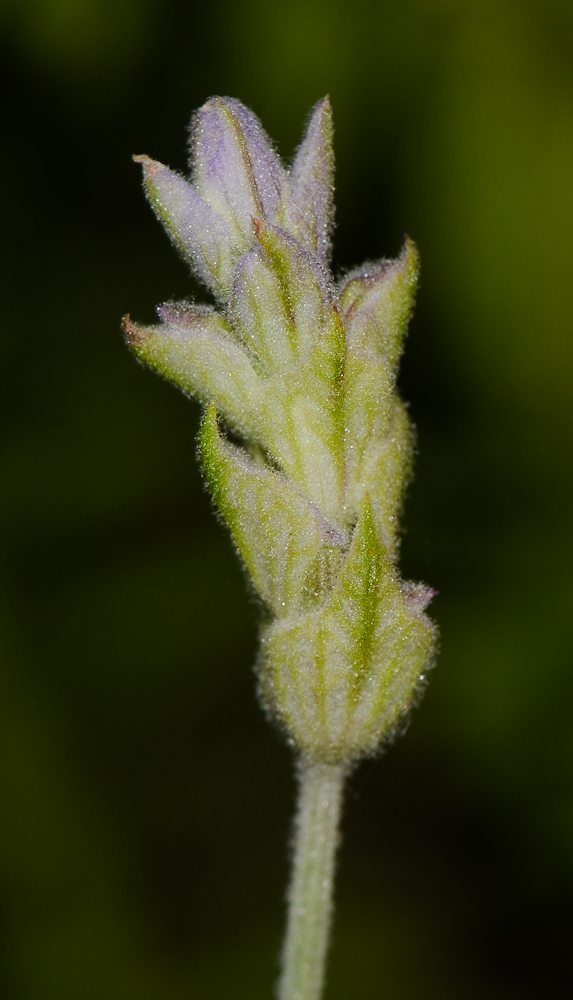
[124,97,437,1000]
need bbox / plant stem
[278,760,346,1000]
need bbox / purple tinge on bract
[191,97,286,240]
[285,97,334,264]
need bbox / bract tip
[122,314,144,347]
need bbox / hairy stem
[278,761,346,1000]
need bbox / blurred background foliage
[1,0,573,996]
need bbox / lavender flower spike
[125,97,437,1000]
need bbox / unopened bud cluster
[124,97,436,765]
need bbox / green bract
[125,96,436,766]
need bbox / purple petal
[285,97,334,262]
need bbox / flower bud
[133,155,239,299]
[285,97,334,263]
[126,98,437,766]
[191,97,286,243]
[260,496,434,762]
[123,305,263,442]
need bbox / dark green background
[1,0,573,996]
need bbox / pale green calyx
[125,96,436,765]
